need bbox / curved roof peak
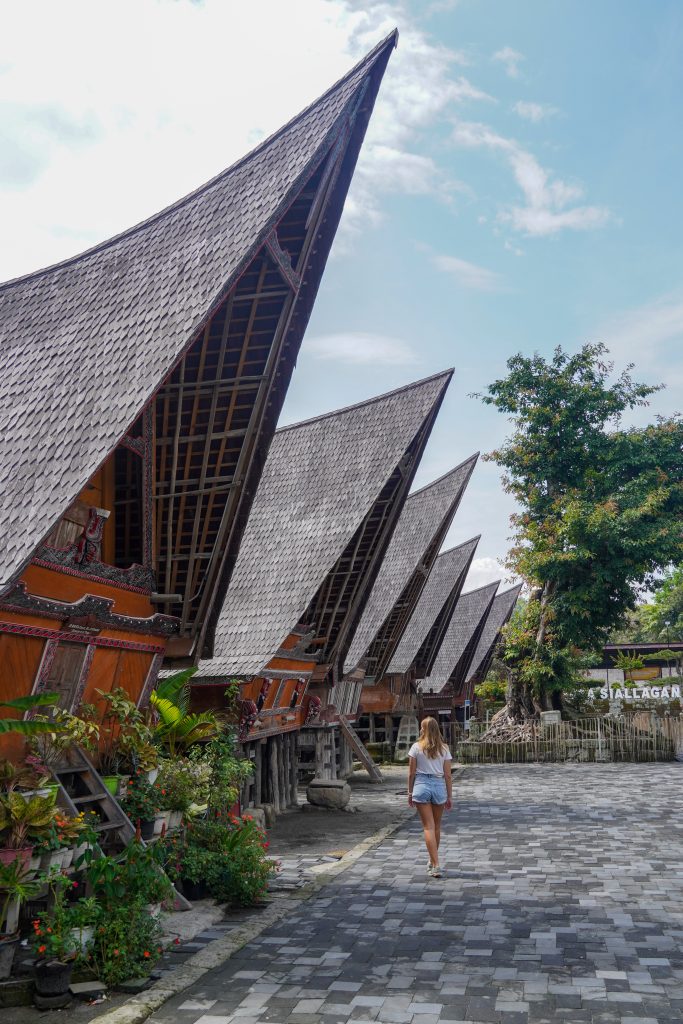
[1,30,398,292]
[0,33,397,593]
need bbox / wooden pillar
[289,732,299,806]
[269,738,280,813]
[368,714,376,743]
[254,739,264,806]
[314,730,325,779]
[277,735,287,813]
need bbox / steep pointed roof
[0,32,397,592]
[203,371,452,677]
[422,580,499,692]
[344,455,477,676]
[387,535,480,676]
[466,584,523,684]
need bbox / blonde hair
[418,717,446,760]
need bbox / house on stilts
[355,535,480,753]
[418,580,501,743]
[0,34,397,760]
[191,372,453,813]
[341,457,478,741]
[465,584,523,694]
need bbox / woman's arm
[444,759,452,810]
[408,756,416,806]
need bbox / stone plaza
[145,762,683,1024]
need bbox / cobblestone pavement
[150,763,683,1024]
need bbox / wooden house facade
[418,580,500,741]
[192,372,452,811]
[0,34,396,758]
[465,584,523,697]
[341,455,478,710]
[355,536,480,748]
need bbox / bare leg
[416,802,438,867]
[432,803,445,862]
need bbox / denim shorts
[412,771,447,805]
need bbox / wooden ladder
[50,746,191,910]
[50,745,138,845]
[339,715,384,782]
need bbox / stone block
[306,778,351,810]
[248,807,267,830]
[69,980,108,1000]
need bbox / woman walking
[408,717,452,878]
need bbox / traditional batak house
[191,372,452,812]
[356,535,480,751]
[0,34,397,759]
[341,457,478,737]
[466,584,523,698]
[418,580,500,742]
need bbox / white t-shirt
[408,742,452,777]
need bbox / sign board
[588,684,681,702]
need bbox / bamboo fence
[456,715,683,764]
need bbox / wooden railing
[456,715,683,764]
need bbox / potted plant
[0,757,52,798]
[30,872,78,1007]
[156,758,212,829]
[97,689,157,791]
[120,838,174,916]
[31,811,83,870]
[120,778,162,840]
[28,706,100,789]
[68,896,100,952]
[0,791,57,868]
[0,860,44,980]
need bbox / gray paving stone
[149,765,683,1024]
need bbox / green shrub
[89,902,164,986]
[160,815,275,906]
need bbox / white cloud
[305,332,417,366]
[337,6,492,239]
[513,100,558,123]
[430,252,504,291]
[493,46,524,79]
[464,556,505,591]
[0,0,494,278]
[452,119,610,236]
[597,292,683,399]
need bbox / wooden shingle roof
[344,455,477,677]
[386,535,480,676]
[422,580,499,692]
[0,32,397,594]
[466,584,523,684]
[203,371,452,677]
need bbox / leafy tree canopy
[479,343,683,720]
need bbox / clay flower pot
[33,958,74,1007]
[0,846,33,870]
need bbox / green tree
[479,343,683,724]
[642,565,683,642]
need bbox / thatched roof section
[344,455,477,677]
[0,33,397,597]
[422,580,499,692]
[202,371,452,677]
[387,535,479,676]
[466,584,523,684]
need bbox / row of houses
[0,32,519,812]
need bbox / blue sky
[2,0,682,590]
